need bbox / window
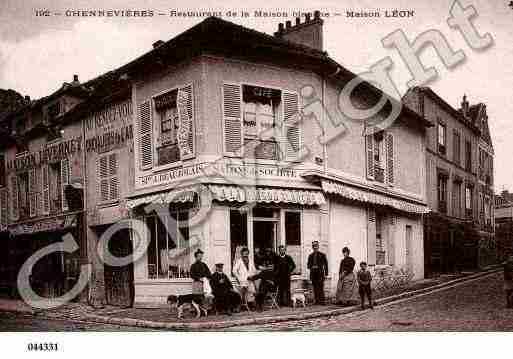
[437,175,448,214]
[137,85,194,171]
[0,155,5,188]
[453,131,460,165]
[230,209,248,268]
[49,163,62,213]
[465,140,472,171]
[437,122,446,155]
[146,209,192,279]
[373,131,385,183]
[366,131,394,184]
[17,172,29,218]
[375,212,386,265]
[98,153,118,203]
[285,211,301,275]
[452,181,461,218]
[465,185,473,218]
[242,85,281,160]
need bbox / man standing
[275,245,296,307]
[307,241,328,305]
[190,249,211,306]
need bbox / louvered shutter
[387,215,395,265]
[0,188,8,228]
[108,153,118,200]
[138,100,153,170]
[282,91,301,161]
[61,159,70,211]
[366,135,375,180]
[10,175,18,221]
[41,165,50,215]
[177,84,194,160]
[29,168,37,217]
[98,155,109,202]
[367,207,376,265]
[386,133,394,184]
[222,83,242,156]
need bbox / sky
[0,0,511,191]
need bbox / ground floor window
[145,210,191,279]
[375,212,386,265]
[229,206,303,275]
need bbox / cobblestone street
[227,272,513,331]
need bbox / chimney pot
[305,13,311,22]
[314,10,321,19]
[296,17,300,25]
[278,23,284,32]
[286,20,291,29]
[24,95,30,102]
[73,74,79,82]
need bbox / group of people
[189,242,375,315]
[308,242,373,309]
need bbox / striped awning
[321,180,429,214]
[208,185,326,206]
[126,187,196,209]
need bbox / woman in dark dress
[336,247,356,306]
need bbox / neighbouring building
[403,87,495,276]
[0,76,87,298]
[495,190,513,262]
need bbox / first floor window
[437,175,448,213]
[453,182,462,218]
[465,186,473,218]
[437,122,446,154]
[146,209,191,279]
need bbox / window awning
[321,180,429,214]
[126,187,196,209]
[208,185,326,205]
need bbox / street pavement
[227,271,513,331]
[0,271,510,331]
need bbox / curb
[79,266,501,330]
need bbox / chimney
[24,95,30,103]
[153,40,165,49]
[274,10,324,51]
[72,74,80,86]
[461,94,469,118]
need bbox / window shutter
[10,175,18,221]
[108,153,118,200]
[29,168,37,217]
[386,133,394,184]
[98,155,109,202]
[366,135,375,180]
[60,159,70,211]
[41,165,50,215]
[367,207,376,265]
[0,188,8,228]
[177,84,194,160]
[222,83,242,156]
[138,100,153,170]
[282,91,301,161]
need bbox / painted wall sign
[9,214,77,236]
[84,100,133,153]
[137,161,298,188]
[7,136,82,172]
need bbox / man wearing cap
[275,245,296,306]
[190,249,212,300]
[307,241,328,305]
[210,263,241,315]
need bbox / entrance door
[253,220,278,254]
[104,228,134,307]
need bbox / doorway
[252,207,279,260]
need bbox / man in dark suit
[275,245,296,306]
[307,241,328,305]
[210,263,241,315]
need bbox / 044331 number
[27,343,59,351]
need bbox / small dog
[291,292,306,308]
[167,294,208,319]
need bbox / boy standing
[357,261,373,310]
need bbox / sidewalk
[0,265,502,330]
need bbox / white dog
[291,291,307,308]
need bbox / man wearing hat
[190,249,212,300]
[210,263,241,315]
